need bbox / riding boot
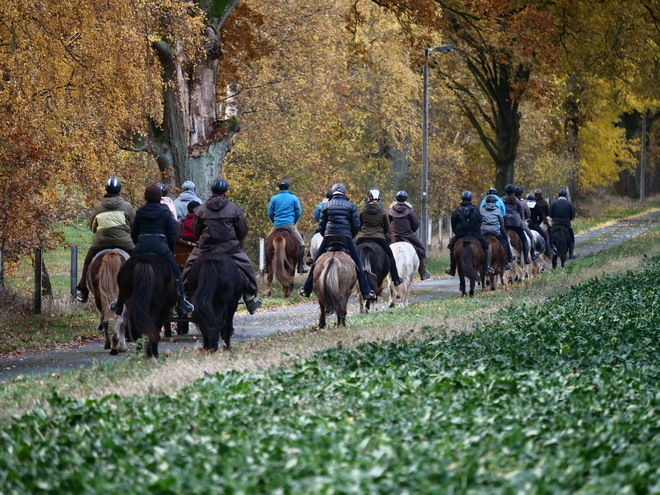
[244,294,262,314]
[444,251,456,277]
[176,278,194,316]
[389,257,403,286]
[111,297,124,316]
[297,248,309,273]
[419,257,431,280]
[482,248,495,275]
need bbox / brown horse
[505,228,526,282]
[313,251,357,328]
[86,249,129,350]
[454,237,484,297]
[265,230,299,297]
[116,255,177,358]
[484,235,506,290]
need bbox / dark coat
[451,200,483,237]
[193,194,248,255]
[530,198,550,225]
[357,201,390,239]
[387,202,420,237]
[131,203,177,255]
[88,195,135,251]
[549,198,575,227]
[319,193,361,238]
[502,195,525,228]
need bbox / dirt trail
[2,209,659,382]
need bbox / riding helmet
[159,183,169,197]
[485,195,497,204]
[504,184,515,195]
[182,180,196,192]
[461,190,473,201]
[534,188,543,198]
[325,189,332,199]
[514,186,524,197]
[527,193,535,201]
[144,185,163,203]
[278,179,290,190]
[487,187,497,195]
[211,177,229,193]
[558,188,568,197]
[331,183,346,195]
[368,188,381,201]
[396,190,408,202]
[105,177,121,194]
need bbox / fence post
[70,246,78,300]
[438,217,443,248]
[34,248,42,314]
[259,237,265,273]
[426,219,433,250]
[448,215,453,238]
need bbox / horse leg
[103,321,111,350]
[265,271,273,297]
[318,303,326,329]
[552,255,557,269]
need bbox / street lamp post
[421,44,453,250]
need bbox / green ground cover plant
[2,251,660,492]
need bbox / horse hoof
[104,343,111,350]
[109,349,119,356]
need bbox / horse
[186,251,243,351]
[387,241,419,308]
[505,228,526,282]
[454,237,484,297]
[356,241,389,313]
[552,224,571,269]
[528,229,548,274]
[484,235,506,290]
[313,251,357,328]
[115,254,177,358]
[86,249,129,350]
[309,232,323,260]
[265,230,299,297]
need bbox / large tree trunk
[150,25,239,199]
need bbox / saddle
[274,227,291,233]
[326,240,349,254]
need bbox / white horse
[309,232,323,260]
[387,242,419,308]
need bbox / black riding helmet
[485,195,497,204]
[558,188,568,197]
[368,188,380,201]
[105,177,121,194]
[159,184,169,197]
[514,186,524,197]
[325,189,332,199]
[331,183,346,195]
[527,193,535,201]
[487,187,497,195]
[504,184,515,195]
[461,190,472,201]
[396,190,408,202]
[278,179,290,190]
[211,177,229,193]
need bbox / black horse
[552,225,571,269]
[116,254,177,358]
[186,251,243,351]
[356,241,389,313]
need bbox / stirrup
[77,291,89,303]
[443,268,454,277]
[245,298,262,315]
[299,288,310,297]
[503,263,512,271]
[362,290,377,301]
[421,271,431,280]
[393,277,404,286]
[484,265,495,275]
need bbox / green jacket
[357,201,390,239]
[88,195,136,251]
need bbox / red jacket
[181,212,197,240]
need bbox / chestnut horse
[356,241,389,313]
[265,230,299,297]
[116,254,177,358]
[484,235,506,290]
[87,249,129,350]
[313,251,357,328]
[186,251,243,351]
[453,237,484,297]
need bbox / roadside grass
[572,193,660,233]
[3,236,660,491]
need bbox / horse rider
[514,186,540,258]
[527,191,555,257]
[479,187,506,216]
[173,180,203,221]
[299,183,377,301]
[180,200,201,242]
[355,188,403,286]
[267,179,308,273]
[387,190,432,280]
[112,185,194,317]
[549,188,577,259]
[530,188,556,256]
[502,184,537,264]
[480,195,513,271]
[444,190,495,277]
[182,177,262,315]
[76,177,135,303]
[159,183,177,218]
[314,189,332,228]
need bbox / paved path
[2,209,659,381]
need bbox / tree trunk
[150,25,239,199]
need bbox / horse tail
[318,257,343,314]
[556,226,569,259]
[461,242,480,282]
[273,236,295,287]
[98,253,123,313]
[128,260,158,342]
[191,258,223,332]
[360,246,378,291]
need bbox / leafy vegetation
[3,246,660,492]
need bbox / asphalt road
[2,209,659,382]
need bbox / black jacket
[320,193,360,238]
[549,198,575,227]
[132,203,177,253]
[451,200,483,237]
[530,198,550,225]
[502,195,524,228]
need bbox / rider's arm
[350,205,360,238]
[267,197,275,223]
[294,197,302,224]
[235,211,249,241]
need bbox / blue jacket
[480,195,506,216]
[314,198,329,223]
[268,190,302,227]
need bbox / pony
[309,232,323,260]
[186,251,243,351]
[528,229,548,274]
[115,254,177,358]
[505,228,526,282]
[313,251,357,328]
[356,241,389,313]
[265,230,299,297]
[454,237,484,297]
[484,235,506,290]
[552,225,571,269]
[387,241,419,308]
[86,249,129,350]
